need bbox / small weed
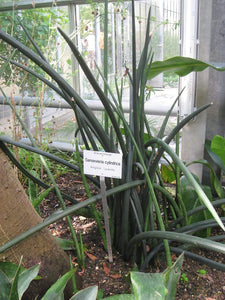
[180,273,188,282]
[197,269,207,279]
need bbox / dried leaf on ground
[86,252,98,261]
[103,262,111,275]
[109,274,122,279]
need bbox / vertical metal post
[100,176,113,263]
[179,0,199,117]
[68,4,80,93]
[95,9,101,67]
[180,0,205,179]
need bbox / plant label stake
[83,150,122,262]
[100,176,113,262]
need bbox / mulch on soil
[40,171,225,299]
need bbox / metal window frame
[0,0,118,12]
[0,0,180,119]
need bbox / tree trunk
[0,148,78,299]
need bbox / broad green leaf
[131,271,167,300]
[211,171,225,199]
[0,262,22,283]
[0,269,11,299]
[211,135,225,167]
[149,137,225,231]
[189,159,225,198]
[164,253,183,300]
[103,295,135,300]
[148,56,225,80]
[9,261,21,300]
[41,269,76,300]
[205,139,225,174]
[181,175,213,237]
[70,286,98,300]
[18,264,40,300]
[0,261,41,282]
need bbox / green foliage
[148,56,225,80]
[189,135,225,199]
[210,135,225,170]
[207,135,225,200]
[0,259,40,300]
[161,163,176,183]
[197,269,207,276]
[0,254,182,299]
[72,253,183,299]
[71,286,98,300]
[18,147,41,174]
[0,7,68,93]
[180,273,188,282]
[130,272,167,299]
[29,180,54,214]
[41,268,76,300]
[196,269,207,280]
[0,260,77,300]
[180,174,213,237]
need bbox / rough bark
[0,148,78,299]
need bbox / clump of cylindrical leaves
[0,0,225,271]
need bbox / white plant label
[83,150,122,179]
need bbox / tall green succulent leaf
[57,27,125,155]
[127,231,225,256]
[0,29,112,152]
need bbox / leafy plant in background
[204,135,225,199]
[162,133,225,238]
[1,0,225,277]
[180,174,213,238]
[28,173,54,214]
[187,134,225,208]
[0,253,183,300]
[0,5,68,95]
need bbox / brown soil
[40,172,225,299]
